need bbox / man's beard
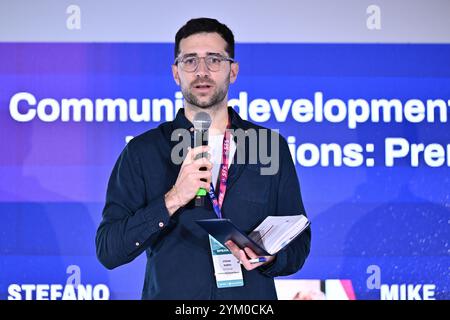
[182,78,229,109]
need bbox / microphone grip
[194,128,209,206]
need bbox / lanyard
[208,119,232,219]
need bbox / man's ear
[229,62,239,84]
[172,64,180,85]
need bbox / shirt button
[135,242,140,247]
[158,222,164,228]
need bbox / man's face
[172,32,238,109]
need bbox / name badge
[208,235,244,288]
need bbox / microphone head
[193,111,212,130]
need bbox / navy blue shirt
[96,107,311,299]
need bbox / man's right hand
[164,145,212,215]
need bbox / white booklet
[248,215,310,255]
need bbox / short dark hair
[174,18,235,59]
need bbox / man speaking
[95,17,311,299]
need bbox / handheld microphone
[193,111,212,207]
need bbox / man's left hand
[225,240,275,271]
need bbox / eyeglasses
[174,54,235,72]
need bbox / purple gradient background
[0,43,449,299]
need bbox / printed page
[249,215,309,255]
